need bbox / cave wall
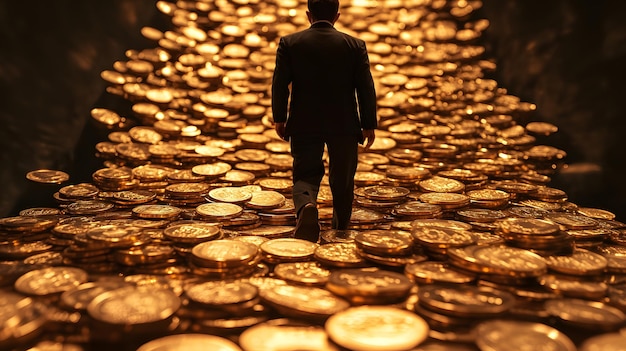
[0,0,160,215]
[481,0,626,218]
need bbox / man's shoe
[294,203,320,242]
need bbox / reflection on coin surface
[475,320,576,351]
[325,306,429,351]
[137,333,242,351]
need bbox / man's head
[307,0,340,23]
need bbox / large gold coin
[325,306,429,351]
[196,203,243,219]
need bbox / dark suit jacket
[271,21,377,139]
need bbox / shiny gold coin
[539,275,608,300]
[59,183,100,199]
[186,280,258,306]
[25,169,70,184]
[192,162,232,178]
[257,178,292,192]
[449,245,548,278]
[260,284,350,320]
[163,222,222,244]
[246,190,286,209]
[418,284,516,318]
[87,285,180,325]
[412,226,475,249]
[132,204,182,219]
[314,242,367,268]
[15,266,88,296]
[496,217,560,236]
[326,268,414,304]
[273,261,332,286]
[475,320,575,351]
[579,333,626,351]
[260,238,318,263]
[544,249,608,276]
[240,320,338,351]
[325,306,429,351]
[577,207,616,220]
[137,334,243,351]
[405,261,475,285]
[356,185,410,201]
[196,202,243,219]
[418,192,470,208]
[419,176,465,193]
[191,239,259,269]
[355,230,414,256]
[545,298,626,331]
[208,186,253,203]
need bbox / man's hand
[275,122,287,141]
[362,129,375,150]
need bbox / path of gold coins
[3,1,626,350]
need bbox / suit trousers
[290,134,359,230]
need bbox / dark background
[1,1,625,219]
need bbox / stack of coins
[4,0,626,350]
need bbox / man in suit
[271,0,377,242]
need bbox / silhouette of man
[272,0,377,242]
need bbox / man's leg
[326,135,359,230]
[290,135,325,241]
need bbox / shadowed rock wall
[481,0,626,218]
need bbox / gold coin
[579,333,626,351]
[544,249,608,276]
[273,261,332,286]
[418,192,470,208]
[539,275,607,300]
[418,284,516,318]
[545,299,626,330]
[497,217,560,236]
[87,285,180,325]
[385,165,429,180]
[354,230,414,256]
[475,320,575,351]
[208,186,253,203]
[191,239,259,269]
[240,320,338,351]
[246,190,286,209]
[186,280,258,306]
[192,162,232,178]
[405,261,475,285]
[326,268,413,303]
[260,284,350,320]
[25,169,70,184]
[137,334,242,351]
[260,238,318,263]
[577,207,616,220]
[163,222,222,244]
[325,306,429,351]
[59,183,100,199]
[257,178,292,192]
[419,176,465,193]
[357,185,410,201]
[314,242,367,268]
[132,204,182,219]
[450,245,548,277]
[411,223,475,249]
[196,202,243,219]
[15,266,88,296]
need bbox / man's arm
[271,37,292,127]
[355,40,377,149]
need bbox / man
[271,0,377,242]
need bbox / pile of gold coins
[3,0,626,350]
